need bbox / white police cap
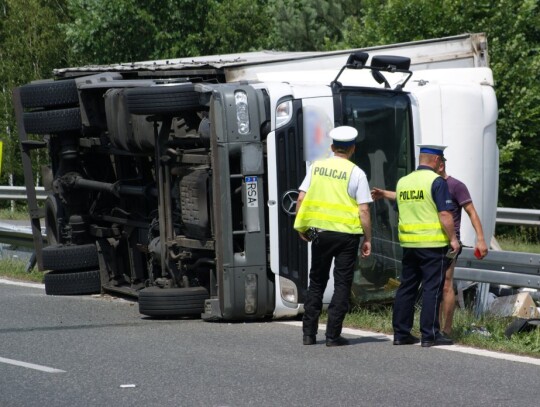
[330,126,358,146]
[417,144,447,156]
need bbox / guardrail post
[474,282,491,318]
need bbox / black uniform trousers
[392,246,450,342]
[302,231,361,340]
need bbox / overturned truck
[13,33,498,321]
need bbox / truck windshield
[341,89,413,303]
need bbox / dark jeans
[392,247,450,342]
[302,231,361,339]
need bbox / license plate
[245,176,258,208]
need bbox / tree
[64,0,275,63]
[198,0,272,54]
[63,0,212,64]
[267,0,361,51]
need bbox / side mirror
[371,55,411,71]
[331,52,413,91]
[331,52,370,87]
[346,52,369,69]
[371,55,413,90]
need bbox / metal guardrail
[0,185,538,224]
[496,207,540,226]
[0,186,46,201]
[0,221,46,248]
[455,247,540,289]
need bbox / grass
[339,304,540,357]
[0,208,30,221]
[0,258,44,283]
[496,225,540,253]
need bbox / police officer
[294,126,372,347]
[392,144,460,347]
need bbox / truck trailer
[13,33,498,321]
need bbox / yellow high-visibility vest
[396,169,449,248]
[294,158,363,234]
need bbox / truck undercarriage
[14,70,276,320]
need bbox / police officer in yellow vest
[392,145,460,347]
[294,126,372,347]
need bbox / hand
[298,232,310,242]
[361,241,371,258]
[370,188,385,201]
[475,240,488,259]
[449,238,460,254]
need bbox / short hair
[333,144,354,154]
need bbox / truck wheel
[44,269,101,295]
[138,286,209,317]
[20,79,79,109]
[42,244,99,271]
[124,84,201,115]
[23,108,81,135]
[44,195,65,245]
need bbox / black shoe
[326,336,350,347]
[393,335,420,345]
[421,333,454,347]
[303,335,316,345]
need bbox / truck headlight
[235,91,250,135]
[279,276,298,304]
[245,273,257,314]
[276,100,292,129]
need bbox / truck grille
[275,100,308,302]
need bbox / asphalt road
[1,281,539,407]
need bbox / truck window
[341,90,413,302]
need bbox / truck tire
[20,79,79,109]
[42,244,99,271]
[44,269,101,295]
[23,108,81,135]
[138,286,209,317]
[124,84,201,115]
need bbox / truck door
[268,92,336,315]
[336,88,414,303]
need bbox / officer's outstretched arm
[370,188,396,201]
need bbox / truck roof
[54,33,488,82]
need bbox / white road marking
[279,320,540,366]
[0,356,65,373]
[0,278,44,289]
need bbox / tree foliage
[63,0,211,64]
[199,0,272,54]
[1,0,540,209]
[268,0,361,51]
